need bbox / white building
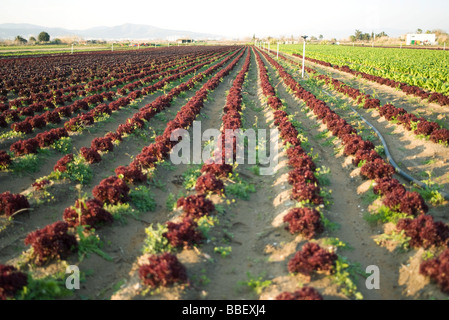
[406,34,436,45]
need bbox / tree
[376,31,388,38]
[416,28,423,34]
[15,36,27,44]
[354,29,363,40]
[319,35,324,40]
[29,36,36,43]
[361,33,371,41]
[38,31,50,42]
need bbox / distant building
[406,34,436,45]
[177,38,194,44]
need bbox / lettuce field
[1,44,449,300]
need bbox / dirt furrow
[259,49,408,300]
[74,49,250,300]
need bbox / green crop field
[279,44,449,95]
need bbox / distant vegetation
[349,30,388,42]
[38,31,50,42]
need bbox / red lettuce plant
[139,253,188,288]
[177,194,215,219]
[373,178,405,196]
[11,121,33,134]
[0,192,30,217]
[0,151,11,167]
[201,163,233,178]
[288,168,318,185]
[415,121,440,136]
[360,158,395,180]
[396,215,449,249]
[291,182,323,205]
[195,173,224,195]
[80,147,101,164]
[105,132,122,142]
[54,153,74,172]
[0,265,28,300]
[24,221,78,265]
[283,208,324,239]
[430,129,449,144]
[63,198,113,229]
[383,191,428,216]
[91,137,114,153]
[420,249,449,294]
[287,242,337,277]
[92,176,130,205]
[32,179,50,191]
[164,217,204,249]
[10,139,39,156]
[288,154,316,171]
[115,165,146,184]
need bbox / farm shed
[406,34,436,45]
[177,38,194,44]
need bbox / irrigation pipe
[321,91,449,201]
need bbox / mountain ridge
[0,23,222,41]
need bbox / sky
[0,0,448,39]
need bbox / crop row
[254,48,330,300]
[0,50,220,124]
[139,48,251,289]
[279,44,449,97]
[0,50,224,135]
[258,48,449,296]
[0,48,241,221]
[0,48,236,171]
[314,74,449,145]
[268,49,449,145]
[0,47,224,100]
[290,51,449,106]
[0,48,246,300]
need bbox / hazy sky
[1,0,448,38]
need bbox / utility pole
[301,35,308,78]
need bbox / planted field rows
[1,45,449,300]
[278,44,449,103]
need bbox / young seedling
[214,246,232,258]
[129,186,157,212]
[238,272,272,295]
[142,223,173,255]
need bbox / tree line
[14,31,51,45]
[349,30,388,42]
